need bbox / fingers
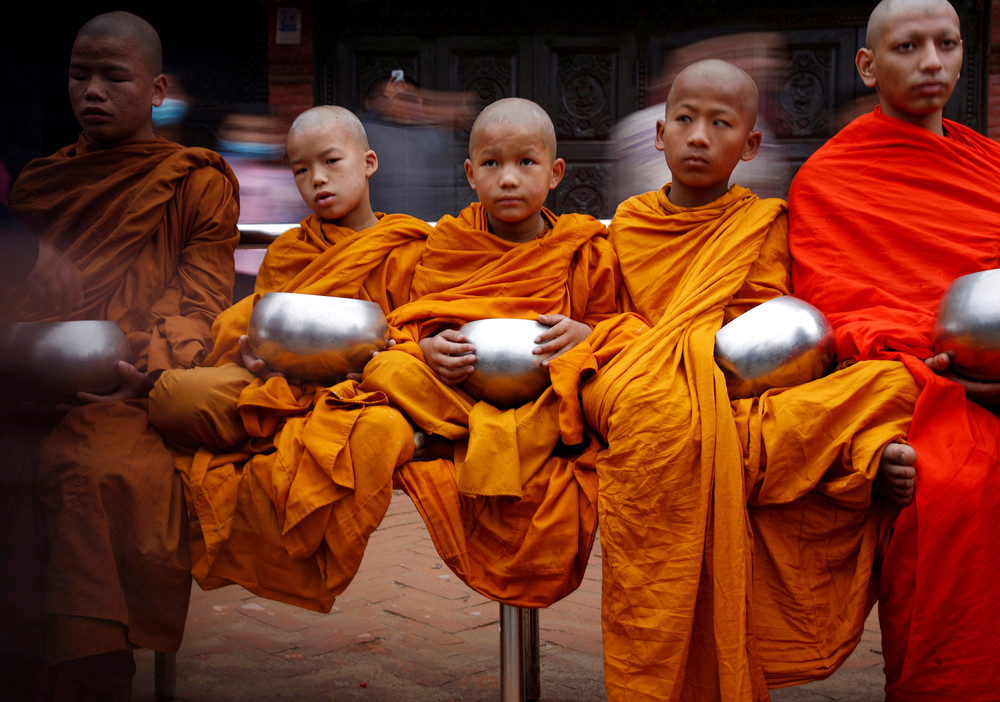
[884,442,916,467]
[924,352,950,371]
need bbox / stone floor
[134,490,886,701]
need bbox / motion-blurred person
[362,71,479,221]
[611,32,793,205]
[151,68,194,145]
[217,104,308,224]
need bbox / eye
[520,158,536,166]
[940,38,960,49]
[676,115,692,123]
[895,41,916,51]
[714,119,732,128]
[326,157,341,165]
[482,159,498,167]
[293,167,308,176]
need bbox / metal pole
[500,603,524,702]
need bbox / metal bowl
[932,269,1000,381]
[715,296,835,399]
[0,320,131,402]
[247,292,389,383]
[459,318,552,408]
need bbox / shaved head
[866,0,960,48]
[76,11,162,76]
[469,98,557,158]
[667,59,760,128]
[288,105,370,151]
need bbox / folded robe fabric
[366,201,622,606]
[154,212,430,612]
[788,107,1000,702]
[2,134,240,661]
[550,184,919,701]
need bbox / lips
[80,107,110,119]
[315,192,335,207]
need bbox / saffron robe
[1,134,239,664]
[550,184,918,701]
[788,107,1000,702]
[152,212,430,612]
[364,202,621,606]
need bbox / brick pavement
[134,490,886,701]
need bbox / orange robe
[1,134,239,665]
[364,202,621,606]
[550,185,918,701]
[789,107,1000,702]
[156,212,430,612]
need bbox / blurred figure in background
[611,32,793,206]
[151,69,194,145]
[362,70,479,221]
[216,104,308,224]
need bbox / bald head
[76,11,162,76]
[469,98,557,158]
[866,0,960,48]
[288,105,370,151]
[667,59,760,128]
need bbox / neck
[486,212,547,244]
[881,104,945,137]
[666,180,729,208]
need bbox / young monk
[352,96,620,605]
[147,105,431,611]
[549,59,921,700]
[788,1,1000,699]
[0,11,239,699]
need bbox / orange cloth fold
[788,107,1000,701]
[154,212,430,612]
[370,201,620,605]
[551,184,919,700]
[1,134,239,662]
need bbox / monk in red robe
[551,59,920,700]
[788,1,1000,699]
[147,105,431,613]
[0,11,239,700]
[351,97,620,606]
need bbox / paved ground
[134,490,887,701]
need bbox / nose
[918,40,944,72]
[499,163,519,187]
[312,166,328,187]
[83,77,106,101]
[687,119,709,146]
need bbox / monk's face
[464,120,565,242]
[656,71,761,207]
[287,120,377,229]
[857,2,963,129]
[69,31,166,146]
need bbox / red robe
[789,107,1000,702]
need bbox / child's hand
[419,329,476,385]
[239,335,286,380]
[925,352,1000,406]
[535,314,592,365]
[76,360,154,404]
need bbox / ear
[364,150,378,178]
[740,130,762,162]
[856,48,878,89]
[548,157,566,190]
[151,73,168,107]
[654,119,667,152]
[464,158,477,191]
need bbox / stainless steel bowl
[459,318,552,408]
[247,292,388,383]
[0,320,131,401]
[932,269,1000,381]
[715,296,835,399]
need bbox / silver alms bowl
[715,296,836,399]
[459,318,552,408]
[932,269,1000,381]
[0,320,131,401]
[247,292,388,383]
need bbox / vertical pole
[522,607,540,700]
[500,603,524,702]
[154,651,176,700]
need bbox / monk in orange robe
[340,97,620,606]
[789,1,1000,699]
[147,105,430,613]
[550,60,919,701]
[0,12,239,699]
